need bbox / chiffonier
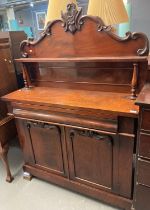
[2,3,150,210]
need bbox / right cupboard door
[66,127,113,191]
[66,127,134,198]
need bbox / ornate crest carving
[20,3,149,58]
[61,3,83,34]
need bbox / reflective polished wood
[134,84,150,210]
[2,3,150,209]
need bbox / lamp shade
[87,0,129,25]
[45,0,77,26]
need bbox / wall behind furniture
[77,0,89,14]
[0,10,9,31]
[15,1,48,39]
[131,0,150,41]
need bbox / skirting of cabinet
[23,164,132,210]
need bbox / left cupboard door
[16,119,68,177]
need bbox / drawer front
[135,184,150,210]
[138,159,150,187]
[141,109,150,131]
[139,133,150,159]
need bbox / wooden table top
[2,87,139,117]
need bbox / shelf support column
[130,63,138,100]
[22,63,30,89]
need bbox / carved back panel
[21,3,149,58]
[20,3,149,94]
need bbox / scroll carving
[107,31,149,56]
[70,129,112,145]
[26,120,60,133]
[20,3,149,58]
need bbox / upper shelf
[15,56,148,63]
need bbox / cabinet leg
[0,144,14,183]
[23,172,33,181]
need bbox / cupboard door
[26,120,67,177]
[66,128,113,190]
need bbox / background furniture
[0,31,26,182]
[133,84,150,210]
[0,31,27,88]
[2,3,149,209]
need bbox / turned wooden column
[22,63,30,89]
[130,63,138,100]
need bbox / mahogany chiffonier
[2,4,150,210]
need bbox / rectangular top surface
[136,84,150,106]
[2,87,139,117]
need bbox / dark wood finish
[18,3,149,98]
[138,159,150,187]
[2,3,150,209]
[133,85,150,209]
[141,109,150,130]
[0,32,27,182]
[0,31,27,88]
[135,185,150,210]
[139,133,150,159]
[66,127,113,189]
[26,120,68,176]
[130,64,138,100]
